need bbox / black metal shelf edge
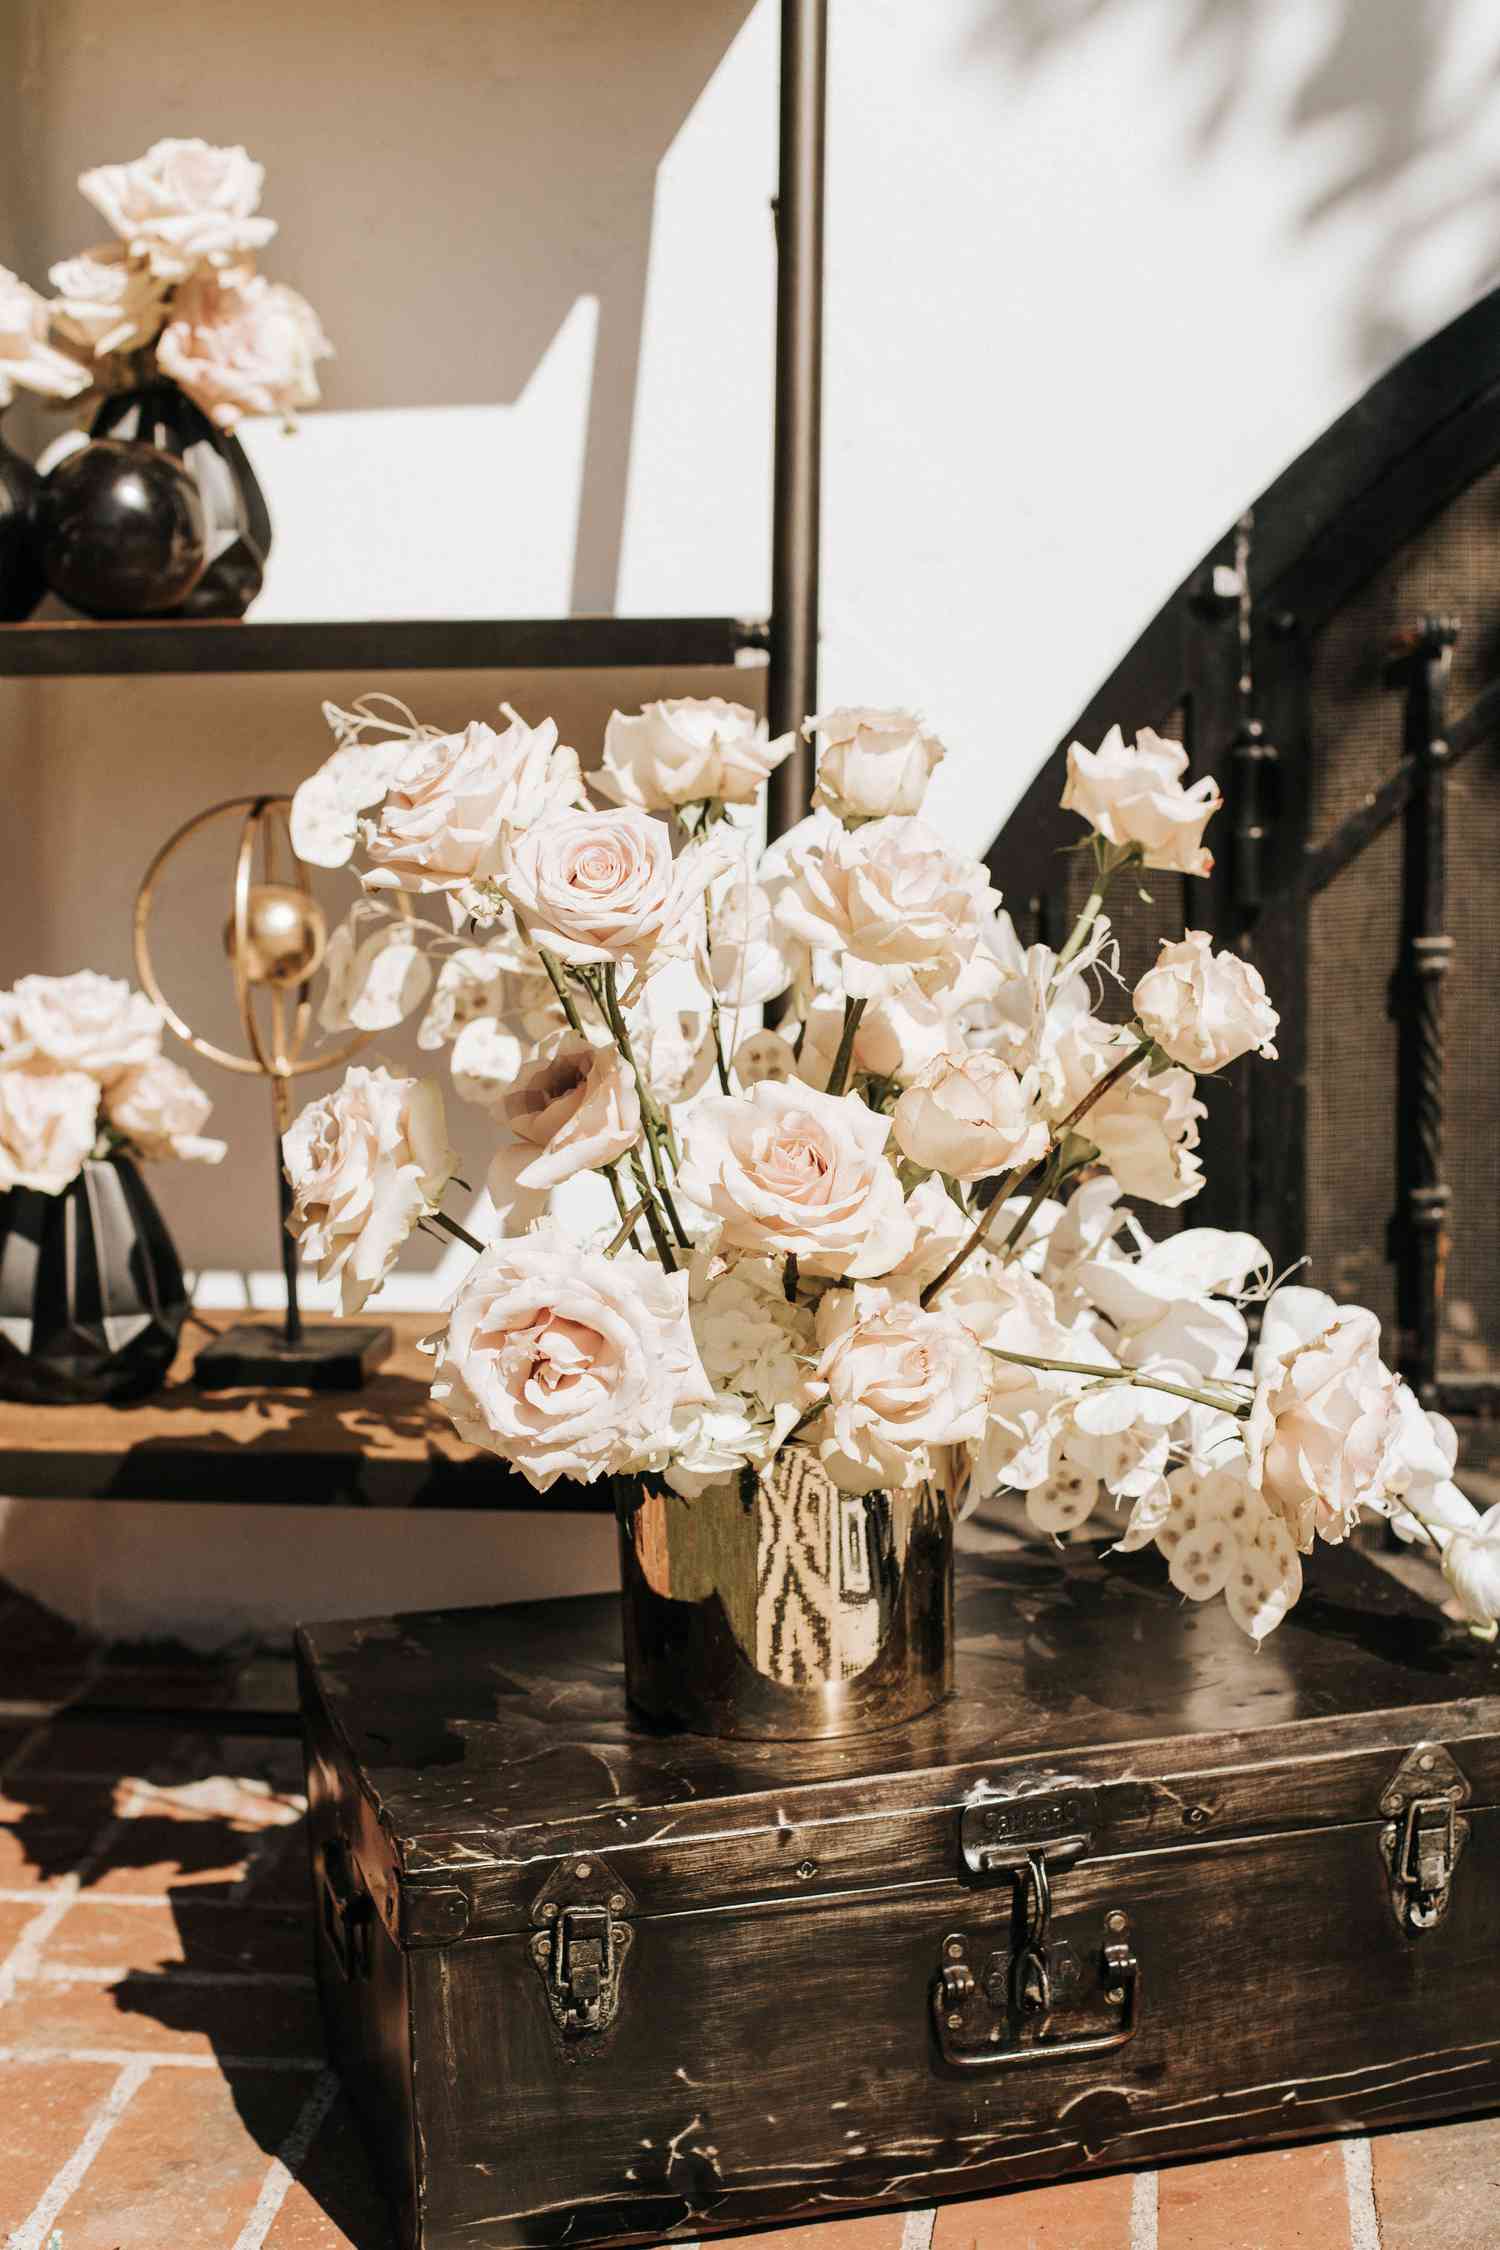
[0,614,770,678]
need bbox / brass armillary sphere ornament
[133,794,393,1390]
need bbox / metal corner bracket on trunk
[932,1787,1141,2070]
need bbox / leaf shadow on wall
[7,0,760,610]
[963,0,1500,375]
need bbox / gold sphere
[226,883,329,988]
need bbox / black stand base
[194,1322,394,1393]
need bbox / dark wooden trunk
[297,1543,1500,2250]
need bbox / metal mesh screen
[1303,461,1500,1371]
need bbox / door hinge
[1379,1742,1471,1934]
[529,1855,635,2050]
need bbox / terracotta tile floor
[2,1581,1498,2250]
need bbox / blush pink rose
[774,816,1000,999]
[1132,930,1279,1072]
[812,1286,987,1492]
[893,1050,1049,1182]
[678,1080,913,1278]
[1061,726,1222,876]
[483,1031,640,1223]
[429,1232,712,1490]
[596,698,794,810]
[103,1054,225,1165]
[0,265,88,408]
[806,706,946,821]
[79,138,277,280]
[362,715,584,898]
[500,806,728,970]
[0,1067,100,1194]
[282,1066,457,1315]
[156,269,330,428]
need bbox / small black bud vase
[0,1154,188,1404]
[0,417,45,623]
[38,438,209,619]
[91,379,271,618]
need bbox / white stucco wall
[3,0,1499,1639]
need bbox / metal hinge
[529,1855,635,2050]
[1379,1743,1471,1935]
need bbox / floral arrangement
[0,138,330,429]
[281,696,1500,1643]
[0,971,225,1193]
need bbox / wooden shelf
[0,1314,610,1512]
[0,613,769,679]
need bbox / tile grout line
[31,1963,316,1989]
[1344,2136,1382,2250]
[229,2066,342,2250]
[899,2207,936,2250]
[5,2053,153,2250]
[1129,2168,1158,2250]
[0,2046,326,2070]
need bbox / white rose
[0,266,89,406]
[1047,1019,1204,1206]
[796,985,959,1091]
[1245,1305,1410,1548]
[500,806,728,970]
[774,816,1001,999]
[282,1066,458,1315]
[155,270,331,429]
[0,972,162,1080]
[1441,1504,1500,1629]
[707,870,795,1008]
[430,1232,712,1491]
[1133,931,1279,1072]
[1061,725,1222,876]
[78,138,277,280]
[807,706,946,821]
[893,1051,1049,1182]
[317,907,433,1035]
[678,1080,913,1278]
[103,1055,225,1165]
[362,714,584,898]
[812,1286,987,1493]
[48,245,168,358]
[596,698,794,810]
[0,1067,100,1194]
[483,1030,640,1224]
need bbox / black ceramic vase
[38,437,208,619]
[0,1155,188,1404]
[92,380,270,617]
[0,417,45,623]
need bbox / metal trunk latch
[1379,1742,1471,1934]
[529,1855,635,2049]
[934,1789,1141,2071]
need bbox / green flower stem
[629,1149,677,1270]
[825,996,867,1098]
[921,1034,1154,1307]
[703,895,733,1095]
[532,939,587,1037]
[1050,840,1141,983]
[427,1208,486,1256]
[919,1159,1034,1308]
[604,963,692,1251]
[604,1197,651,1257]
[988,1346,1249,1418]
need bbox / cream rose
[774,816,1001,999]
[48,245,168,358]
[155,270,330,429]
[1245,1305,1410,1548]
[678,1080,913,1278]
[796,985,959,1091]
[362,715,583,898]
[893,1051,1049,1181]
[282,1066,458,1315]
[1047,1019,1205,1206]
[500,806,727,970]
[430,1233,712,1490]
[104,1055,225,1165]
[1061,726,1222,876]
[78,138,277,279]
[707,870,795,1008]
[807,706,946,821]
[0,972,162,1080]
[0,266,88,406]
[484,1031,640,1222]
[813,1287,987,1492]
[596,698,794,810]
[1132,930,1279,1073]
[0,1067,101,1194]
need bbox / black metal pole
[765,0,827,842]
